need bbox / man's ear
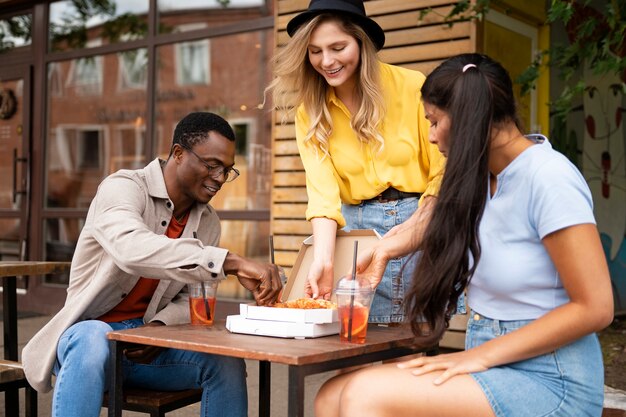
[171,144,184,162]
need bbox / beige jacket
[22,158,229,393]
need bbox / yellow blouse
[295,62,445,227]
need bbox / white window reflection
[66,40,103,95]
[119,48,148,89]
[175,24,210,85]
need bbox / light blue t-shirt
[467,135,596,320]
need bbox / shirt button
[121,293,127,299]
[166,201,172,208]
[208,262,215,268]
[161,220,167,226]
[211,273,217,278]
[473,314,480,321]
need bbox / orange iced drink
[189,296,216,326]
[339,304,369,344]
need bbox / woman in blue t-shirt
[315,53,613,417]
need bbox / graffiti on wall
[553,2,626,313]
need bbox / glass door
[0,67,31,265]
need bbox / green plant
[421,0,626,119]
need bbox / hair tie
[462,63,477,73]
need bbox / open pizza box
[226,229,382,338]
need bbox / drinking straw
[348,241,358,342]
[193,232,211,321]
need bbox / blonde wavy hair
[266,14,385,156]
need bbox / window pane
[154,29,273,211]
[46,50,148,209]
[217,220,270,299]
[43,218,81,284]
[49,0,148,52]
[157,0,269,34]
[0,13,32,52]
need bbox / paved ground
[3,314,626,417]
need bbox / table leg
[3,275,19,417]
[2,275,18,360]
[108,340,123,417]
[259,360,271,417]
[287,365,305,417]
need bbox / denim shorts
[342,197,420,323]
[466,311,604,417]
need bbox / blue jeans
[52,319,247,417]
[467,311,604,417]
[342,197,420,323]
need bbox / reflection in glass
[49,0,148,52]
[119,48,148,89]
[176,38,210,85]
[217,220,270,299]
[155,30,273,213]
[44,218,82,284]
[157,0,268,34]
[46,49,147,210]
[0,77,24,259]
[0,14,32,52]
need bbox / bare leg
[320,363,494,417]
[315,368,360,417]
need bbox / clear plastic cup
[335,276,374,344]
[188,280,219,326]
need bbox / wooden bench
[0,359,37,417]
[439,308,469,353]
[602,408,626,417]
[1,261,70,417]
[102,387,202,417]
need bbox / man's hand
[224,253,282,306]
[123,322,165,364]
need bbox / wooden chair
[102,387,202,417]
[0,359,37,417]
[602,408,626,417]
[438,305,469,353]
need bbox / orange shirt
[98,212,189,323]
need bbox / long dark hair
[405,54,520,343]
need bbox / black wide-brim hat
[286,0,385,51]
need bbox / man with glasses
[23,112,282,417]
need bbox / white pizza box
[226,314,340,339]
[226,230,381,337]
[239,302,337,323]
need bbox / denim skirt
[341,197,419,323]
[467,311,605,417]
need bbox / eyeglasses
[181,145,240,182]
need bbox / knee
[315,379,337,417]
[315,372,354,417]
[60,320,112,365]
[339,373,380,415]
[201,355,246,387]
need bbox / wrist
[223,252,242,275]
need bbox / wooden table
[0,261,71,417]
[107,322,433,417]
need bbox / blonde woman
[267,0,445,324]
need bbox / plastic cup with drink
[335,275,374,344]
[188,280,219,326]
